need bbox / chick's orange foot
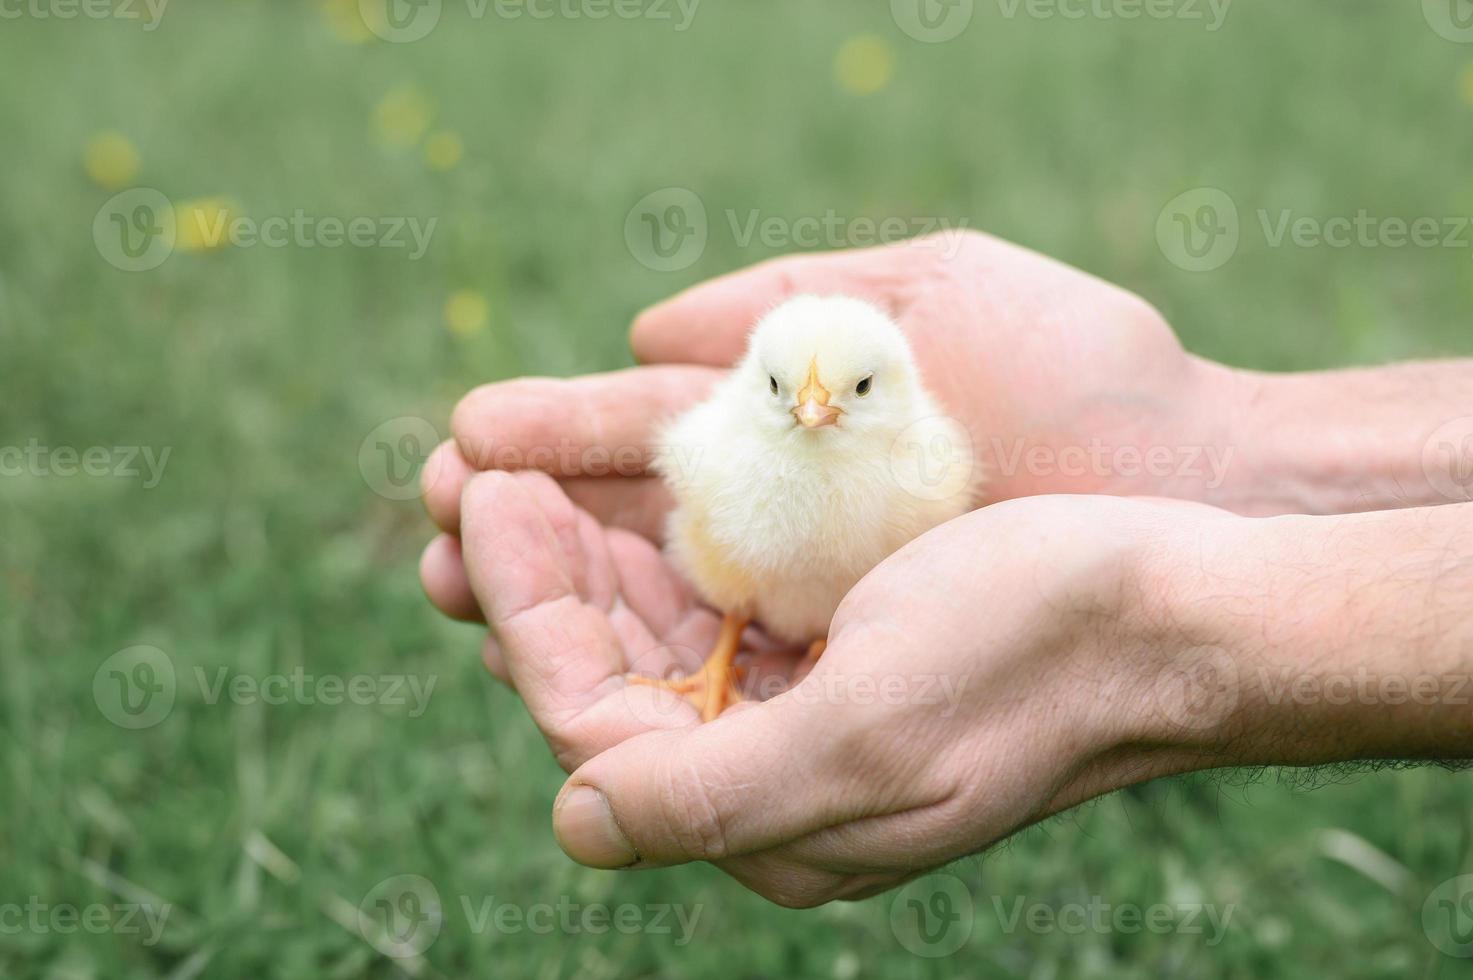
[626,612,748,722]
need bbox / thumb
[550,697,858,868]
[629,248,895,367]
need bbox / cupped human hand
[422,231,1222,622]
[450,467,1235,905]
[445,468,823,769]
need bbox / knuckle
[656,756,732,861]
[458,470,505,522]
[449,386,496,463]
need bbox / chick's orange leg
[627,612,747,722]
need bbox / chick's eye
[856,375,873,397]
[769,375,779,395]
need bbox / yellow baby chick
[630,295,977,720]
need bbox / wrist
[1207,363,1473,516]
[1132,505,1473,769]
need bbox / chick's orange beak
[793,358,842,429]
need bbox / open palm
[442,469,811,770]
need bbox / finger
[481,633,511,686]
[459,470,701,769]
[562,477,672,543]
[460,471,625,709]
[422,440,475,535]
[425,468,672,546]
[603,527,694,636]
[419,534,483,622]
[630,247,912,366]
[451,367,722,475]
[550,696,865,869]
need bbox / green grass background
[3,1,1473,977]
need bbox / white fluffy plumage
[654,294,977,645]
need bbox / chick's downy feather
[654,295,977,644]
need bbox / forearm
[1194,358,1473,516]
[1145,502,1473,769]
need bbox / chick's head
[737,295,930,442]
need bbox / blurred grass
[2,1,1473,977]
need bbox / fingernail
[553,786,638,868]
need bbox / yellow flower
[318,0,374,44]
[834,35,895,96]
[444,290,489,337]
[84,132,140,190]
[1461,63,1473,108]
[425,131,464,171]
[375,86,434,148]
[174,197,238,252]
